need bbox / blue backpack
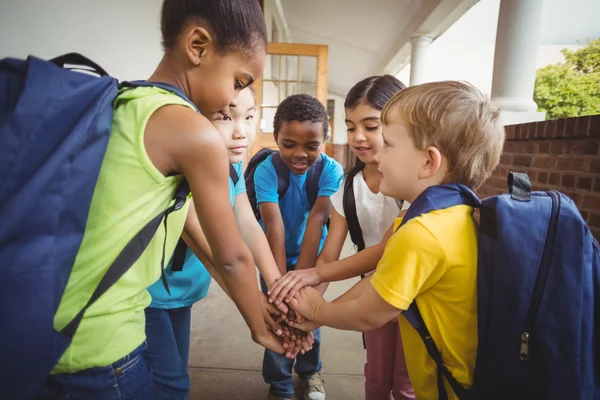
[0,53,195,399]
[400,172,600,400]
[244,148,324,221]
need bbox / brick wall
[479,114,600,238]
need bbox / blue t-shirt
[148,162,246,309]
[254,153,343,266]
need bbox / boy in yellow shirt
[288,81,505,399]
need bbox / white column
[410,36,433,86]
[491,0,546,125]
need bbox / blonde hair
[381,81,505,189]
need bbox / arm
[259,202,287,276]
[268,213,397,303]
[290,282,401,332]
[294,196,332,271]
[234,193,282,288]
[151,105,282,353]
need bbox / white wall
[0,0,164,81]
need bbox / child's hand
[268,269,321,305]
[260,293,284,336]
[253,329,286,355]
[289,286,325,324]
[288,318,319,333]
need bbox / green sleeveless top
[53,87,193,373]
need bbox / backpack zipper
[520,191,560,361]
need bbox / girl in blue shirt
[144,87,290,399]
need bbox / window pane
[264,55,279,80]
[262,81,279,107]
[261,107,277,133]
[299,56,317,82]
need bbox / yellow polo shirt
[371,205,478,400]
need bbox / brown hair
[381,81,505,189]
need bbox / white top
[331,170,410,251]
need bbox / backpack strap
[172,164,240,272]
[403,302,472,400]
[343,174,366,253]
[50,53,109,77]
[398,183,480,400]
[271,152,291,199]
[229,163,240,186]
[60,180,190,339]
[306,155,325,208]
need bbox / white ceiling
[281,0,429,95]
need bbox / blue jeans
[144,306,192,400]
[261,275,323,398]
[39,342,154,400]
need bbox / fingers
[274,276,301,305]
[264,312,283,336]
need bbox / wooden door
[251,43,330,158]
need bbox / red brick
[573,117,590,137]
[550,141,564,154]
[522,123,536,139]
[533,156,556,169]
[538,142,551,154]
[580,211,589,221]
[589,115,600,137]
[582,195,600,211]
[556,119,567,137]
[557,157,589,173]
[513,155,532,167]
[591,159,600,174]
[588,213,600,228]
[503,142,515,154]
[538,172,548,184]
[594,178,600,192]
[528,171,538,182]
[592,228,600,241]
[505,125,516,140]
[562,191,583,205]
[549,173,561,186]
[578,176,593,191]
[500,154,513,166]
[581,141,599,155]
[544,120,557,138]
[561,174,576,188]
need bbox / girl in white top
[269,75,414,399]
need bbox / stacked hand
[259,270,327,356]
[260,293,315,359]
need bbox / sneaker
[267,395,291,400]
[302,372,325,400]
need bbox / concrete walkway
[188,241,366,399]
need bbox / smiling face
[345,102,385,165]
[210,87,256,164]
[375,119,426,202]
[276,121,325,175]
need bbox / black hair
[344,75,406,178]
[160,0,267,54]
[273,94,329,140]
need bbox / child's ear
[419,146,443,179]
[185,26,212,66]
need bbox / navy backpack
[245,148,324,221]
[0,53,195,398]
[400,172,600,399]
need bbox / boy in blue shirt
[253,94,344,400]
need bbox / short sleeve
[371,219,447,310]
[233,161,246,196]
[254,157,280,204]
[317,157,344,198]
[329,180,345,217]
